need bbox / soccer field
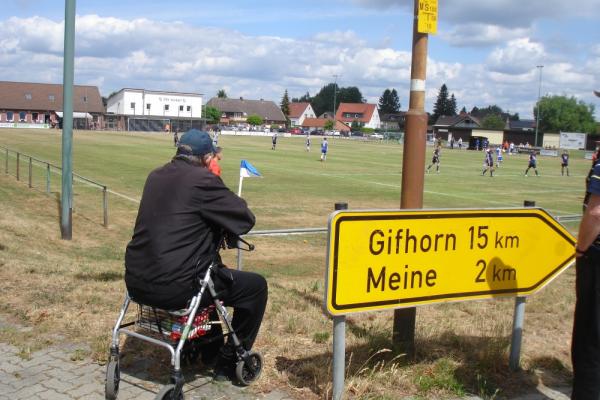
[0,129,588,230]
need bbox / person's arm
[194,173,255,235]
[577,164,600,256]
[576,193,600,256]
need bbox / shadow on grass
[275,328,571,398]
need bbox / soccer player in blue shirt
[320,137,328,161]
[524,150,539,176]
[561,150,569,176]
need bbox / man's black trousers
[572,249,600,399]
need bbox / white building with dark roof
[106,88,204,132]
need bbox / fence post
[16,152,20,181]
[509,200,534,371]
[103,186,109,227]
[332,201,348,400]
[46,164,51,194]
[28,157,33,188]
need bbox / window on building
[24,93,32,100]
[7,111,14,121]
[32,112,39,122]
[164,105,169,111]
[49,95,55,102]
[83,96,88,103]
[19,111,26,122]
[186,106,191,112]
[146,103,151,110]
[130,102,135,109]
[179,105,184,112]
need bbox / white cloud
[0,13,598,120]
[487,38,546,74]
[443,24,531,47]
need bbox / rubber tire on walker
[105,359,120,400]
[235,351,263,386]
[155,384,184,400]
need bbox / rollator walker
[105,236,263,400]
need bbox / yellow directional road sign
[324,208,576,316]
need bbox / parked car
[371,134,384,139]
[290,127,302,135]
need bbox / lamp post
[534,65,543,147]
[332,74,340,122]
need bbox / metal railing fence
[2,146,108,227]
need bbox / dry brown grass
[0,170,575,399]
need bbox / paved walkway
[0,317,290,400]
[0,318,572,400]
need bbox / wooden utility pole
[393,0,432,357]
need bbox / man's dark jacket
[125,158,255,309]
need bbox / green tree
[309,83,364,116]
[449,94,457,116]
[204,106,221,124]
[246,114,263,126]
[292,91,311,103]
[280,89,290,119]
[324,119,334,130]
[431,84,450,123]
[481,114,505,130]
[378,88,401,114]
[536,95,596,134]
[217,89,227,98]
[460,106,467,114]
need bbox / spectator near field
[124,129,267,381]
[271,132,277,150]
[524,150,539,176]
[173,131,179,147]
[306,135,311,152]
[571,153,600,398]
[457,137,463,149]
[320,137,328,161]
[426,146,441,173]
[481,148,494,177]
[561,150,570,176]
[208,146,223,177]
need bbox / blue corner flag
[239,160,262,178]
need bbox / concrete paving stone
[41,378,75,393]
[10,385,45,399]
[0,361,22,374]
[69,362,102,377]
[37,389,74,400]
[66,382,99,397]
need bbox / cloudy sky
[1,0,599,119]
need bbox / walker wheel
[155,384,184,400]
[105,359,120,400]
[235,351,263,386]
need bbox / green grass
[0,129,588,229]
[0,128,587,398]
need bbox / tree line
[209,84,597,134]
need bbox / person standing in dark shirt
[125,129,267,381]
[561,150,570,176]
[572,158,600,398]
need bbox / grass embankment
[0,129,586,398]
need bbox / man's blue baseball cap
[177,129,216,156]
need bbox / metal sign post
[60,0,76,240]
